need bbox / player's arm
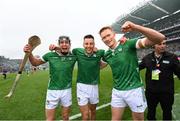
[121,21,165,49]
[24,44,45,66]
[49,44,60,51]
[28,54,45,66]
[172,55,180,79]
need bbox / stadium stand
[0,56,48,73]
[0,56,21,73]
[111,0,180,59]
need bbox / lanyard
[155,55,162,67]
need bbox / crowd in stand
[148,11,180,31]
[137,40,180,60]
[125,11,180,39]
[0,56,20,73]
[125,12,180,60]
[0,55,49,74]
[166,41,180,54]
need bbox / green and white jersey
[72,48,105,85]
[42,52,76,90]
[103,39,143,90]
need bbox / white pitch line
[69,113,81,120]
[69,103,110,120]
[172,108,177,120]
[172,93,179,120]
[96,103,111,110]
[175,93,179,96]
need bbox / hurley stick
[5,35,41,99]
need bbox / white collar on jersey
[109,42,119,52]
[55,51,71,56]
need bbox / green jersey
[103,39,143,90]
[72,48,105,85]
[42,52,76,90]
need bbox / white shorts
[77,83,99,106]
[111,87,147,113]
[45,88,72,109]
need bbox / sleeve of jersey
[102,50,109,62]
[127,38,138,49]
[42,53,50,62]
[100,49,105,57]
[72,48,77,55]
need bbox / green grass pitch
[0,66,179,120]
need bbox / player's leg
[111,88,126,120]
[79,104,89,120]
[46,109,56,121]
[89,104,97,120]
[132,112,144,121]
[89,84,99,120]
[77,83,89,120]
[126,87,147,120]
[45,90,59,121]
[61,88,72,120]
[112,107,125,120]
[61,106,71,120]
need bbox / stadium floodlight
[4,35,41,99]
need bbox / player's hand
[23,44,32,53]
[121,21,136,33]
[49,44,58,51]
[93,47,98,52]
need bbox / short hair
[99,26,113,35]
[84,34,94,40]
[58,36,71,44]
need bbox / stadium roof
[112,0,180,33]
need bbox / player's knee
[132,112,144,121]
[62,113,69,120]
[90,109,96,115]
[46,117,54,121]
[82,111,89,120]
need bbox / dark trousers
[145,91,174,120]
[3,73,6,79]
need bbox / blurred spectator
[2,69,7,79]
